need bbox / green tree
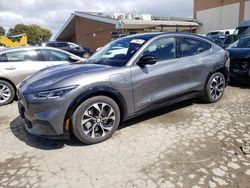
[7,24,52,45]
[0,26,5,36]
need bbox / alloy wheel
[210,75,224,100]
[81,102,116,138]
[0,84,11,104]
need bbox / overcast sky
[0,0,193,37]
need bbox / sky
[0,0,193,37]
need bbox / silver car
[18,33,230,144]
[0,46,83,105]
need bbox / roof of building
[55,11,200,40]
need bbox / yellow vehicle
[0,33,28,47]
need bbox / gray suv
[18,33,230,144]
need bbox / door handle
[5,66,16,70]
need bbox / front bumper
[17,95,70,139]
[230,70,250,84]
[230,60,250,83]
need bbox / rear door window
[2,50,39,62]
[40,49,70,61]
[180,38,211,57]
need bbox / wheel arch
[63,86,128,133]
[205,65,229,89]
[0,77,17,93]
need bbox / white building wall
[244,1,250,20]
[197,3,240,34]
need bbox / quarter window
[180,38,211,57]
[40,49,70,61]
[143,37,176,61]
[2,50,39,62]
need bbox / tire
[202,72,225,103]
[0,80,15,106]
[82,52,91,59]
[72,96,120,144]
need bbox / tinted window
[46,43,56,47]
[143,37,176,61]
[229,37,250,48]
[56,43,67,47]
[40,49,70,61]
[68,43,80,49]
[234,26,250,36]
[2,50,39,62]
[181,38,211,57]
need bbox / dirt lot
[0,85,250,188]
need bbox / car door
[178,37,215,92]
[39,49,74,67]
[0,50,47,85]
[131,36,188,112]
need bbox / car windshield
[233,26,250,36]
[210,35,227,45]
[86,36,147,66]
[227,37,250,48]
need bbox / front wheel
[72,96,120,144]
[0,80,15,106]
[202,72,225,103]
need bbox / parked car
[233,20,250,37]
[226,36,250,83]
[18,33,229,144]
[42,41,92,59]
[0,46,84,105]
[206,29,234,36]
[209,34,240,48]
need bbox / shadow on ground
[10,99,195,150]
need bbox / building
[55,12,199,51]
[194,0,250,34]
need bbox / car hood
[227,48,250,60]
[19,63,114,92]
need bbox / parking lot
[0,85,249,188]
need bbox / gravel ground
[0,85,250,188]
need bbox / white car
[0,46,84,105]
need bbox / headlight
[26,85,78,101]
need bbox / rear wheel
[202,72,225,103]
[0,80,15,106]
[72,96,120,144]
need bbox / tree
[0,26,5,36]
[7,24,52,45]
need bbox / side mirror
[137,54,157,66]
[69,56,80,62]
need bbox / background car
[209,34,240,49]
[206,29,234,36]
[42,41,92,59]
[226,36,250,83]
[18,33,229,144]
[0,46,84,105]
